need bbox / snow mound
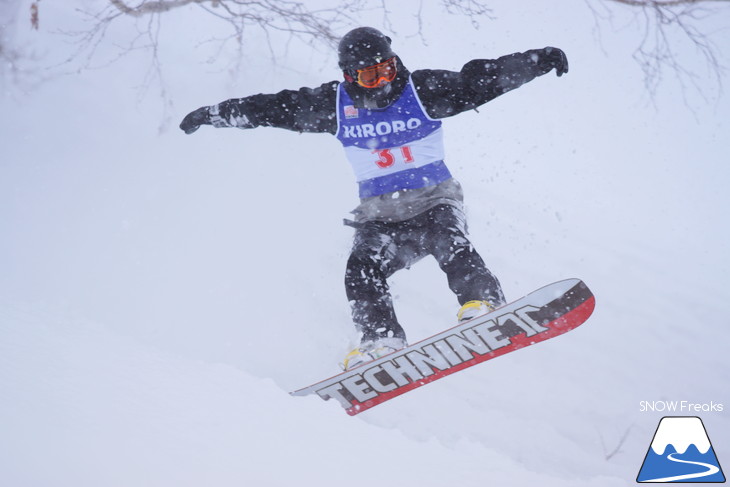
[0,302,628,487]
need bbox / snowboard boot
[457,300,496,323]
[342,337,407,371]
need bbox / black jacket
[210,49,561,134]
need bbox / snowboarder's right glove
[533,47,569,77]
[180,106,212,134]
[180,103,255,134]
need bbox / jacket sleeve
[210,80,340,135]
[412,49,560,119]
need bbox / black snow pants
[345,204,505,343]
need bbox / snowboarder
[180,27,569,369]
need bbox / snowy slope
[0,301,627,487]
[2,1,729,486]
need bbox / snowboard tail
[291,278,595,416]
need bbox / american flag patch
[344,105,359,119]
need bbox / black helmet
[338,27,396,72]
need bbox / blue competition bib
[336,77,451,198]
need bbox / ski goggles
[354,57,397,88]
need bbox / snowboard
[291,278,595,416]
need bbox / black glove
[180,106,211,134]
[537,47,568,77]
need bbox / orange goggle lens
[356,57,397,88]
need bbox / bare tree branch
[597,0,728,103]
[610,0,729,6]
[30,2,40,30]
[109,0,203,17]
[104,0,359,48]
[5,0,726,115]
[31,0,491,131]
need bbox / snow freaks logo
[637,416,726,483]
[640,401,724,413]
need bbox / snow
[1,1,729,486]
[650,417,712,455]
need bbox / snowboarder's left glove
[180,106,211,134]
[534,47,568,77]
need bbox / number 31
[372,146,414,168]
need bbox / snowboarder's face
[355,57,397,88]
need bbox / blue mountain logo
[637,416,725,483]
